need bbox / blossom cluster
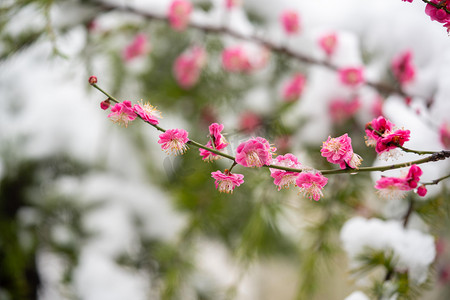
[98,92,437,203]
[375,164,427,199]
[106,100,161,127]
[94,0,442,202]
[365,116,410,156]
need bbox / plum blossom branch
[90,81,450,177]
[90,1,417,99]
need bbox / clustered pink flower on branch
[375,164,426,198]
[87,0,450,203]
[365,116,411,155]
[90,75,450,202]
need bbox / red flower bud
[100,99,110,110]
[417,185,427,197]
[88,76,98,85]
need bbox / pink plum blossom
[375,129,410,154]
[122,33,149,62]
[391,50,415,85]
[365,116,395,147]
[365,116,410,155]
[209,123,228,149]
[133,100,162,125]
[402,0,413,2]
[439,121,450,149]
[318,32,338,57]
[282,73,306,102]
[211,170,244,193]
[173,46,207,89]
[328,97,361,123]
[375,165,423,198]
[321,134,362,169]
[405,164,423,189]
[158,128,189,155]
[296,172,328,201]
[168,0,192,31]
[107,100,137,127]
[338,67,365,87]
[425,0,450,23]
[280,10,300,35]
[221,46,251,73]
[199,123,228,161]
[375,176,411,199]
[235,137,275,168]
[270,153,302,190]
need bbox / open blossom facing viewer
[270,154,302,190]
[321,134,362,169]
[107,100,137,127]
[158,128,189,155]
[296,172,328,201]
[168,0,192,31]
[338,67,364,87]
[235,137,276,168]
[282,73,306,102]
[199,123,228,161]
[173,46,207,89]
[391,50,415,85]
[133,100,161,125]
[280,10,300,35]
[211,170,244,193]
[123,33,149,62]
[375,165,424,199]
[318,32,338,57]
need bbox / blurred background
[1,0,450,299]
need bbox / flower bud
[89,76,98,85]
[417,185,427,197]
[100,99,110,110]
